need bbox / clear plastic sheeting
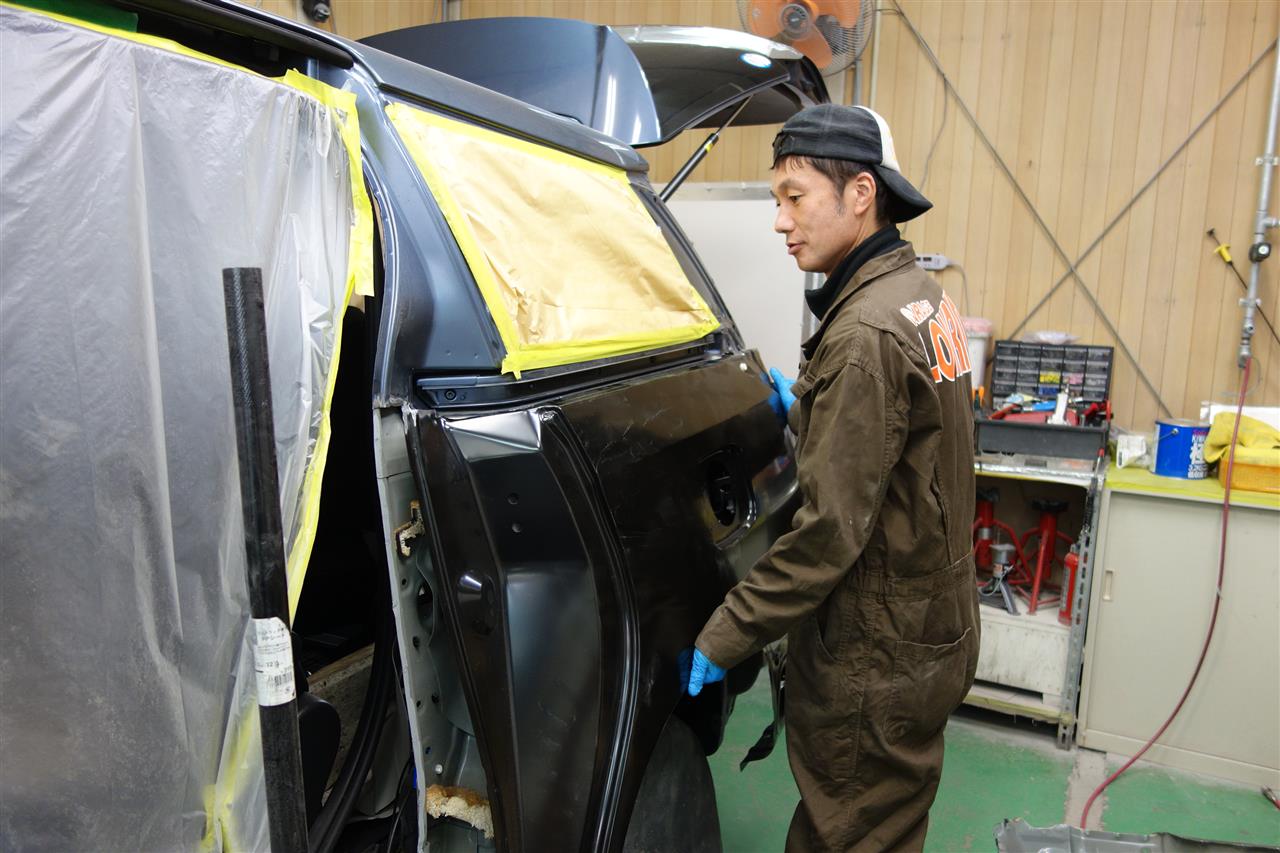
[387,102,721,377]
[0,5,358,850]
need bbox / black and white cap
[773,104,932,223]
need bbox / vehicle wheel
[621,715,722,853]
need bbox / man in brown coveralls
[683,104,980,850]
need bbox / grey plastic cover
[0,6,355,850]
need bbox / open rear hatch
[360,18,828,147]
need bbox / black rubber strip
[110,0,354,67]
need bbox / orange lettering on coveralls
[916,294,971,384]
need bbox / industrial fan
[738,0,874,76]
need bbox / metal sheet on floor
[994,818,1279,852]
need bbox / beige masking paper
[387,102,720,376]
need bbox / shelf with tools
[965,452,1107,748]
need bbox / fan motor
[777,2,818,39]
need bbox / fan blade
[747,0,795,38]
[816,0,861,28]
[791,28,833,68]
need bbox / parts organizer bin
[978,341,1114,460]
[989,341,1114,403]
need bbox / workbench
[1076,467,1280,786]
[964,452,1106,748]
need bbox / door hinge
[394,500,425,558]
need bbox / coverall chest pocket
[787,374,815,442]
[886,626,976,746]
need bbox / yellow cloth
[386,103,720,377]
[1204,412,1280,467]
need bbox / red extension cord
[1079,356,1255,827]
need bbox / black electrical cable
[902,79,949,241]
[308,590,397,853]
[380,760,416,853]
[917,79,949,195]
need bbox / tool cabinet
[1076,469,1280,786]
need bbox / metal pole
[1242,35,1280,367]
[223,267,309,853]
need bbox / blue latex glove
[764,367,797,423]
[679,647,726,697]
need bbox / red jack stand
[1020,499,1075,614]
[973,488,1030,582]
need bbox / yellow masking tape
[277,72,371,622]
[282,70,375,300]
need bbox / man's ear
[847,171,877,218]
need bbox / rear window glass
[386,102,720,377]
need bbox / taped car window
[386,102,720,377]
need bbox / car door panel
[405,351,797,852]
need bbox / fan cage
[737,0,876,75]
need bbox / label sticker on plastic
[253,617,297,707]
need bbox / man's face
[771,159,876,277]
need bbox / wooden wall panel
[273,0,1280,427]
[874,0,1280,429]
[886,0,1280,428]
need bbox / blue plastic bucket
[1153,419,1211,479]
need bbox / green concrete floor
[709,678,1280,852]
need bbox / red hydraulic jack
[1019,499,1075,615]
[972,488,1030,582]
